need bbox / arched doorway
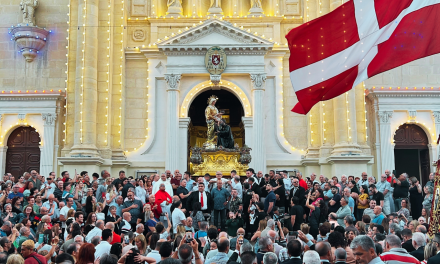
[5,127,41,178]
[393,124,430,184]
[187,88,245,169]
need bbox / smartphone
[40,184,45,190]
[124,235,129,244]
[238,234,244,245]
[38,234,44,244]
[392,170,396,176]
[185,231,193,243]
[43,234,49,244]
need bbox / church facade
[0,0,439,183]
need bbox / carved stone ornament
[210,74,221,86]
[433,111,440,123]
[42,113,56,126]
[408,110,417,122]
[166,0,183,17]
[205,46,227,75]
[250,73,267,90]
[248,0,264,17]
[165,74,181,90]
[378,111,393,124]
[20,0,39,26]
[132,28,146,42]
[208,0,223,15]
[18,114,26,124]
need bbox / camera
[238,234,244,245]
[185,231,193,243]
[124,235,130,244]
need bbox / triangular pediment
[157,19,273,51]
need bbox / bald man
[121,212,132,234]
[230,228,249,250]
[205,237,231,264]
[206,232,233,259]
[105,222,121,245]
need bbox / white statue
[251,0,262,8]
[20,0,39,26]
[210,0,221,8]
[167,0,182,8]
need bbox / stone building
[0,0,438,183]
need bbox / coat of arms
[205,46,227,75]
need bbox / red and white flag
[286,0,440,114]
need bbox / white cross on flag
[286,0,440,114]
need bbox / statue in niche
[210,0,221,8]
[167,0,182,8]
[251,0,263,8]
[216,119,235,149]
[20,0,39,26]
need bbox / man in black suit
[401,229,416,253]
[289,178,305,206]
[410,232,426,261]
[280,240,302,264]
[248,177,261,197]
[427,233,440,264]
[186,182,213,214]
[334,248,347,264]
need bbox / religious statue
[20,0,39,26]
[216,119,235,149]
[210,0,221,8]
[167,0,182,8]
[251,0,262,8]
[204,95,222,149]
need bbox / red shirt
[146,202,162,219]
[387,176,396,185]
[299,179,308,190]
[110,231,122,244]
[25,252,47,264]
[170,178,180,195]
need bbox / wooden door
[5,127,41,178]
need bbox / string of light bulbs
[118,1,125,146]
[63,2,71,144]
[105,0,112,146]
[80,0,87,144]
[322,102,326,142]
[346,92,350,142]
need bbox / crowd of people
[0,168,436,264]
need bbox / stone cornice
[0,94,65,101]
[366,88,440,98]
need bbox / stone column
[332,93,350,154]
[179,118,191,172]
[378,111,395,172]
[41,113,56,177]
[433,111,440,160]
[71,0,99,156]
[165,74,181,171]
[250,73,266,172]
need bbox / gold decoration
[207,95,218,105]
[191,150,248,176]
[205,46,227,75]
[428,158,440,238]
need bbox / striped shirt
[380,248,421,264]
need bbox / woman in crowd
[345,230,358,246]
[422,242,438,264]
[21,218,37,240]
[421,208,429,223]
[357,185,369,221]
[274,178,286,209]
[397,198,411,219]
[95,202,106,221]
[136,180,147,204]
[145,178,153,196]
[76,243,96,264]
[328,231,356,264]
[85,188,95,216]
[34,194,43,214]
[190,202,204,231]
[21,181,34,201]
[146,211,159,233]
[422,185,433,212]
[134,234,148,256]
[16,175,26,189]
[11,196,22,214]
[106,184,118,205]
[251,219,267,254]
[306,191,324,239]
[409,176,423,220]
[382,217,390,234]
[355,221,366,235]
[84,213,97,235]
[15,205,36,228]
[3,203,17,225]
[75,181,86,210]
[408,219,419,233]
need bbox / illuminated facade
[0,0,438,182]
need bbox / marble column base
[207,7,223,16]
[248,7,265,17]
[166,6,183,17]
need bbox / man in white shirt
[171,200,187,234]
[42,194,58,220]
[210,171,229,190]
[85,220,104,242]
[187,182,212,214]
[121,212,133,234]
[230,174,243,199]
[152,173,173,197]
[135,224,144,237]
[59,197,74,229]
[146,239,165,263]
[94,229,113,260]
[44,177,57,197]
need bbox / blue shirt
[372,214,385,224]
[186,179,195,192]
[205,252,229,264]
[211,188,231,210]
[108,201,123,217]
[264,191,276,214]
[8,192,23,200]
[348,196,356,220]
[323,189,334,199]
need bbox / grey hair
[263,252,277,264]
[136,224,143,230]
[426,185,434,194]
[20,227,28,235]
[344,215,354,225]
[303,250,321,264]
[3,221,11,227]
[390,223,401,232]
[96,220,104,228]
[240,242,253,254]
[101,170,107,177]
[350,235,375,252]
[100,253,118,264]
[109,205,116,211]
[200,221,208,230]
[267,219,275,228]
[91,236,101,246]
[74,235,84,242]
[412,232,426,247]
[401,173,408,178]
[385,234,401,248]
[258,237,273,251]
[335,247,347,260]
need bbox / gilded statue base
[190,145,252,177]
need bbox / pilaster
[41,113,56,177]
[433,111,440,160]
[165,74,181,171]
[378,111,395,172]
[179,118,191,172]
[250,73,266,172]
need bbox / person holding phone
[225,211,244,238]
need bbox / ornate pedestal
[190,146,251,176]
